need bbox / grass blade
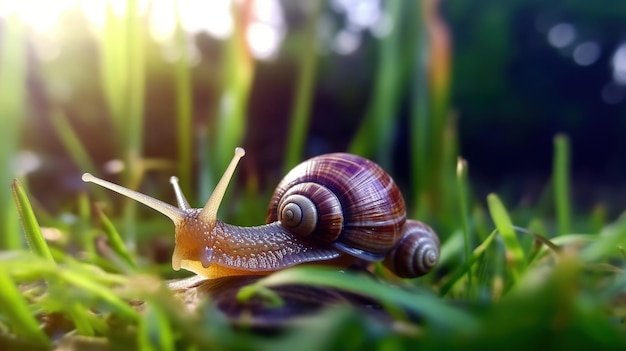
[487,193,525,282]
[50,110,99,175]
[101,2,126,133]
[439,230,497,297]
[212,0,255,178]
[0,14,26,250]
[94,205,136,269]
[283,0,322,172]
[256,266,478,332]
[411,0,453,221]
[10,179,55,263]
[138,306,175,351]
[553,134,572,235]
[122,0,147,250]
[174,3,193,196]
[349,0,403,167]
[237,284,284,308]
[100,0,147,248]
[66,302,97,336]
[0,269,50,347]
[581,215,626,262]
[456,158,472,294]
[57,270,138,321]
[410,1,430,216]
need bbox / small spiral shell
[382,220,440,278]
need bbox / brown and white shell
[382,219,440,278]
[266,153,407,261]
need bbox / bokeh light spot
[573,41,600,66]
[333,29,361,55]
[547,23,576,48]
[612,42,626,85]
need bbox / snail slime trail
[83,148,441,279]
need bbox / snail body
[83,148,440,279]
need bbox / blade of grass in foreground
[57,269,138,321]
[487,193,525,282]
[439,230,497,297]
[255,266,478,332]
[553,134,572,235]
[10,179,55,263]
[581,215,626,262]
[0,269,50,347]
[237,284,284,308]
[138,305,175,351]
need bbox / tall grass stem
[487,193,525,282]
[553,134,572,235]
[456,158,472,294]
[174,3,193,196]
[349,0,402,168]
[283,0,322,172]
[0,15,26,249]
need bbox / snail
[82,148,440,279]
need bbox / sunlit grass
[209,1,255,190]
[0,14,26,250]
[173,2,193,198]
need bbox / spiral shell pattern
[382,220,440,278]
[267,153,406,261]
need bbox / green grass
[1,2,626,350]
[283,0,322,173]
[0,14,26,250]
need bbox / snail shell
[383,220,440,278]
[266,153,407,261]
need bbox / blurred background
[2,0,626,251]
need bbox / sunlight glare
[329,0,382,53]
[247,0,285,60]
[13,150,42,176]
[149,0,177,42]
[80,0,149,33]
[331,0,381,31]
[0,0,77,33]
[178,0,233,39]
[80,0,107,32]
